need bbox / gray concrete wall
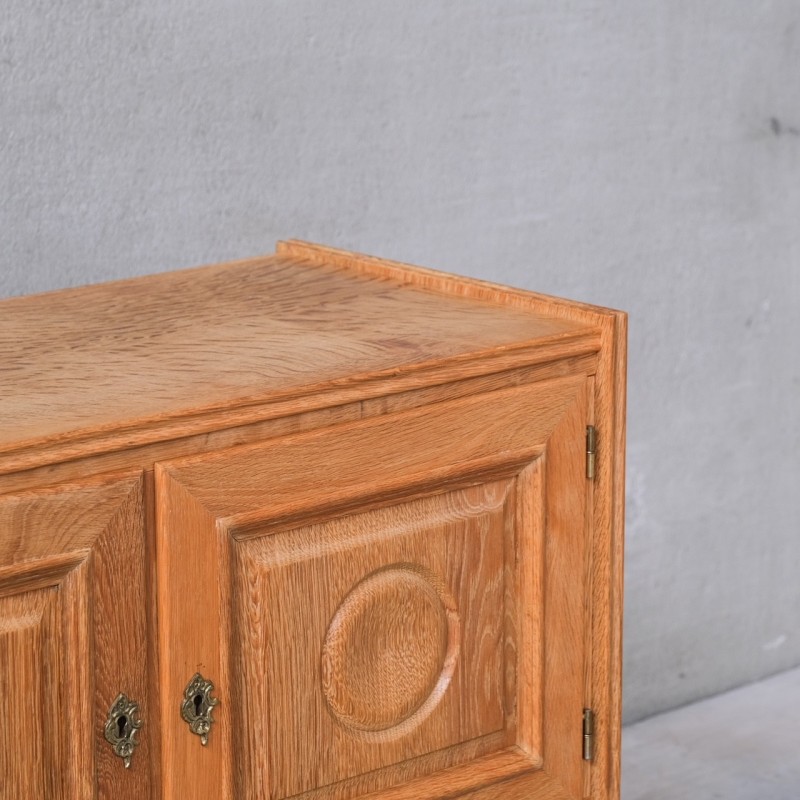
[1,1,798,724]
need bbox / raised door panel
[157,376,592,800]
[0,473,153,799]
[237,479,513,800]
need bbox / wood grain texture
[278,241,627,800]
[1,241,625,799]
[157,376,586,530]
[0,472,153,799]
[0,354,596,497]
[0,251,599,474]
[238,481,516,800]
[156,467,232,800]
[0,589,52,797]
[540,379,589,800]
[0,402,363,495]
[157,375,591,799]
[354,753,572,800]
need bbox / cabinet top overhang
[1,241,618,472]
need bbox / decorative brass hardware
[181,673,219,746]
[104,693,143,769]
[582,707,595,761]
[586,425,597,480]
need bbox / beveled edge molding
[0,331,599,477]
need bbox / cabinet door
[157,376,593,800]
[0,471,154,798]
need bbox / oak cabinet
[0,241,626,800]
[0,474,152,798]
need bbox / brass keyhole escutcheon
[181,673,219,746]
[104,694,143,769]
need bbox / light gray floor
[622,667,800,800]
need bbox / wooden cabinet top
[0,240,619,473]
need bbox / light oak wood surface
[157,376,592,799]
[259,238,625,800]
[0,241,626,799]
[0,472,153,798]
[0,249,598,474]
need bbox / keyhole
[194,694,203,716]
[117,715,128,738]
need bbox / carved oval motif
[321,563,460,738]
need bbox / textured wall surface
[1,1,798,723]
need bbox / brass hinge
[586,426,597,480]
[582,708,595,761]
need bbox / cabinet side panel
[588,314,627,800]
